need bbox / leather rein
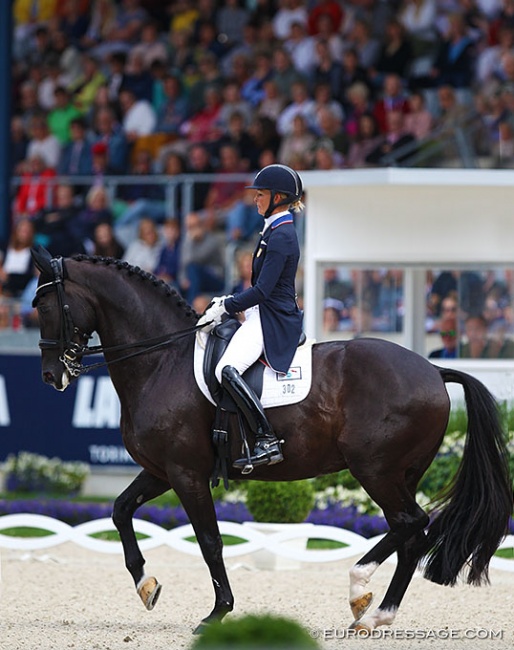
[34,257,205,378]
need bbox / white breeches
[215,306,264,383]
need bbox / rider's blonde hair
[277,193,305,213]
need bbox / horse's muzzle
[43,370,55,385]
[42,367,70,392]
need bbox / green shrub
[190,614,320,649]
[311,469,360,492]
[418,445,462,499]
[499,401,514,432]
[446,407,468,435]
[246,481,314,523]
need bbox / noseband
[34,256,206,378]
[34,256,92,377]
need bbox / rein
[63,325,206,376]
[34,257,207,377]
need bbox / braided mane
[71,254,198,320]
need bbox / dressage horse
[31,247,512,634]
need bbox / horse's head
[31,246,96,391]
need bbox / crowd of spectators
[322,266,514,358]
[4,0,514,342]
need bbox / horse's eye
[38,303,50,315]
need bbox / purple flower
[1,498,511,541]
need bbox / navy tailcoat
[224,214,303,374]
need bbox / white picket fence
[0,514,513,571]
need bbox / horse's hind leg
[349,531,399,619]
[355,528,429,633]
[348,478,429,631]
[112,469,170,610]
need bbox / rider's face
[254,189,272,216]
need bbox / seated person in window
[460,314,514,359]
[429,315,458,359]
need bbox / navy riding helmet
[246,164,304,207]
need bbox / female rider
[198,164,304,470]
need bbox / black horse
[31,247,512,634]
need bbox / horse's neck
[97,288,170,346]
[68,260,193,359]
[70,260,195,399]
[73,262,185,341]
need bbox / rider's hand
[197,296,232,331]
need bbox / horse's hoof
[349,620,372,636]
[137,576,162,611]
[193,603,233,635]
[349,592,373,619]
[193,621,209,635]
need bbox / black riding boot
[221,365,284,470]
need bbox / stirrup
[233,438,284,472]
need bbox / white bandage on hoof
[136,575,162,611]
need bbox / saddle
[202,318,309,488]
[202,318,265,413]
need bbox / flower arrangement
[3,451,90,496]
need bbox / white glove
[197,296,232,331]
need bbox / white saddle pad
[194,331,315,409]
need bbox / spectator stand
[5,0,514,349]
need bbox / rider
[198,164,304,470]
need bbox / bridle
[35,256,90,377]
[34,256,206,378]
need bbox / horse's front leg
[112,468,170,610]
[173,472,234,633]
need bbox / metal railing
[3,173,257,345]
[9,172,255,219]
[378,110,490,169]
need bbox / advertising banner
[0,354,135,466]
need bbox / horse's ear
[31,245,54,275]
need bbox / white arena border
[0,514,513,571]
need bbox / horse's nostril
[43,371,55,384]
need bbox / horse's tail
[423,367,513,586]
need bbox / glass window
[426,268,514,359]
[321,265,514,360]
[322,267,404,337]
